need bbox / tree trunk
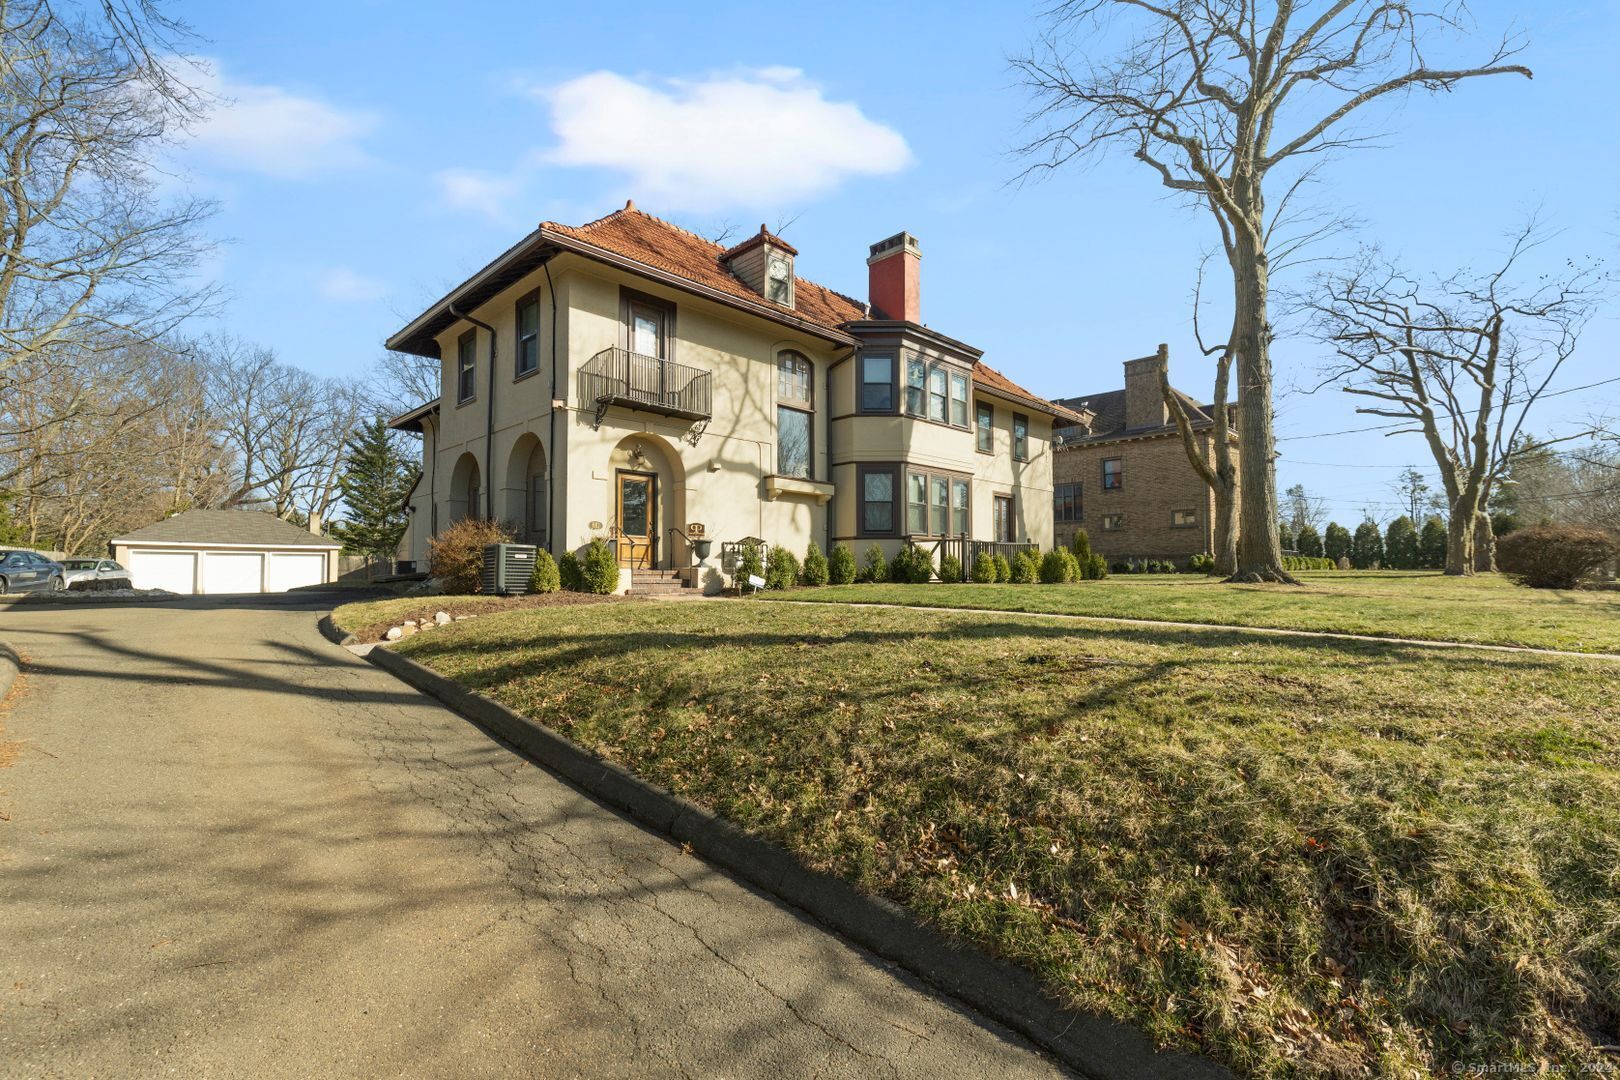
[1445,515,1475,576]
[1228,231,1296,584]
[1213,482,1238,576]
[1472,512,1495,573]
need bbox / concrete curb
[0,640,17,704]
[361,642,1229,1080]
[316,614,356,647]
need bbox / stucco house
[1050,350,1240,564]
[386,202,1078,591]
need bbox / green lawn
[392,601,1620,1078]
[763,571,1620,653]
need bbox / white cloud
[318,267,387,302]
[186,63,378,179]
[535,68,912,209]
[432,168,524,222]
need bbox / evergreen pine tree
[1351,519,1384,569]
[1324,522,1352,563]
[1295,524,1323,558]
[1384,516,1420,569]
[1419,516,1449,569]
[332,418,417,573]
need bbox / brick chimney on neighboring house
[867,232,921,322]
[1122,344,1171,429]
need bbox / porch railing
[579,347,712,424]
[903,535,1041,580]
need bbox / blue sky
[171,0,1618,524]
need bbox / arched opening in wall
[449,452,481,523]
[607,434,685,569]
[505,433,548,547]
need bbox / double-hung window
[861,355,894,412]
[456,329,476,403]
[928,366,948,423]
[951,478,969,535]
[860,466,896,534]
[515,292,540,378]
[976,402,993,453]
[1013,413,1029,461]
[904,470,969,536]
[1102,457,1123,490]
[905,356,927,415]
[949,373,969,427]
[776,351,813,478]
[1054,482,1082,523]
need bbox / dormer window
[721,225,797,308]
[766,253,792,306]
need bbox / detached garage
[111,511,341,595]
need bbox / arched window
[775,351,813,478]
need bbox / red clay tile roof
[542,206,864,334]
[973,361,1086,423]
[721,225,798,259]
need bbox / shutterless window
[905,356,926,415]
[1171,508,1197,527]
[1102,513,1124,531]
[906,471,968,536]
[951,479,969,535]
[1054,482,1083,523]
[515,292,540,377]
[456,330,476,403]
[861,355,894,412]
[777,351,812,406]
[907,472,928,535]
[777,406,811,478]
[976,402,993,453]
[862,468,896,533]
[928,366,948,423]
[1102,457,1123,490]
[1013,413,1029,461]
[949,372,969,427]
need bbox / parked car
[60,558,133,591]
[0,549,66,594]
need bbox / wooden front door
[616,471,656,567]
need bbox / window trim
[620,286,676,361]
[1012,412,1030,462]
[514,289,541,380]
[776,403,813,479]
[902,467,972,538]
[456,328,477,405]
[856,463,900,537]
[1102,456,1124,491]
[776,350,814,409]
[975,401,993,454]
[859,353,897,414]
[1054,481,1083,524]
[1101,513,1125,532]
[898,350,973,430]
[1171,508,1198,528]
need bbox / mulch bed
[346,592,632,643]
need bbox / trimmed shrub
[890,545,934,584]
[993,553,1013,583]
[1324,522,1352,563]
[427,517,515,594]
[800,541,829,586]
[1496,525,1620,589]
[530,550,560,593]
[1110,560,1131,575]
[1084,553,1109,579]
[1295,524,1323,559]
[970,551,997,583]
[1282,556,1336,571]
[1420,516,1448,569]
[827,543,857,585]
[581,538,620,594]
[1010,549,1040,584]
[1038,549,1068,584]
[1070,529,1093,563]
[1351,520,1383,569]
[938,553,963,583]
[1186,552,1216,574]
[765,546,800,589]
[861,543,889,583]
[737,544,765,585]
[1384,516,1420,569]
[559,551,583,591]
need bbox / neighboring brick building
[1049,352,1239,564]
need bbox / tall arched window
[776,351,813,478]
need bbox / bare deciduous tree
[0,0,216,379]
[1015,0,1530,581]
[1306,225,1603,575]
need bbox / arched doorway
[449,452,481,523]
[504,434,548,547]
[608,435,684,569]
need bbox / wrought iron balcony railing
[578,347,713,426]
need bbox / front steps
[630,568,697,596]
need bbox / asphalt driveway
[0,593,1066,1079]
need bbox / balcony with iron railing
[578,347,713,426]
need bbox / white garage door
[202,551,263,594]
[265,552,325,593]
[128,550,197,594]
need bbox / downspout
[543,258,560,555]
[449,302,498,521]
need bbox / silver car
[0,549,66,594]
[60,557,133,591]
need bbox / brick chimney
[1122,344,1170,429]
[867,232,920,322]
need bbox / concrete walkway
[0,594,1065,1079]
[764,598,1620,662]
